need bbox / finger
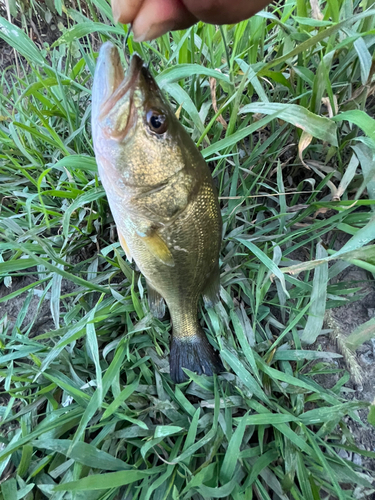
[181,0,271,24]
[112,0,144,24]
[132,0,197,41]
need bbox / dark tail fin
[170,333,224,383]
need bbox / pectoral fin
[118,230,133,263]
[146,280,166,319]
[138,230,175,267]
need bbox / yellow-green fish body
[92,43,223,382]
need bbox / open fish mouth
[92,43,147,141]
[98,50,144,119]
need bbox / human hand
[112,0,272,42]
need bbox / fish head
[92,42,195,190]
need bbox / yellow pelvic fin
[118,231,133,263]
[139,230,175,267]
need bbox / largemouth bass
[92,42,223,383]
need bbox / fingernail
[112,2,120,23]
[133,21,175,42]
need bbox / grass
[0,0,375,498]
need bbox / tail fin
[170,333,224,383]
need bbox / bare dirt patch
[329,267,375,470]
[0,275,76,337]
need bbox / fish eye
[146,109,168,134]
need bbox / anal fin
[203,264,220,308]
[146,280,166,319]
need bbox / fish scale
[92,42,224,383]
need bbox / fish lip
[129,53,145,77]
[98,52,145,121]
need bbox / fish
[91,42,224,383]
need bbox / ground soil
[324,234,375,485]
[0,275,65,337]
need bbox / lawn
[0,0,375,498]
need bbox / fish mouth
[92,45,149,141]
[99,52,144,120]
